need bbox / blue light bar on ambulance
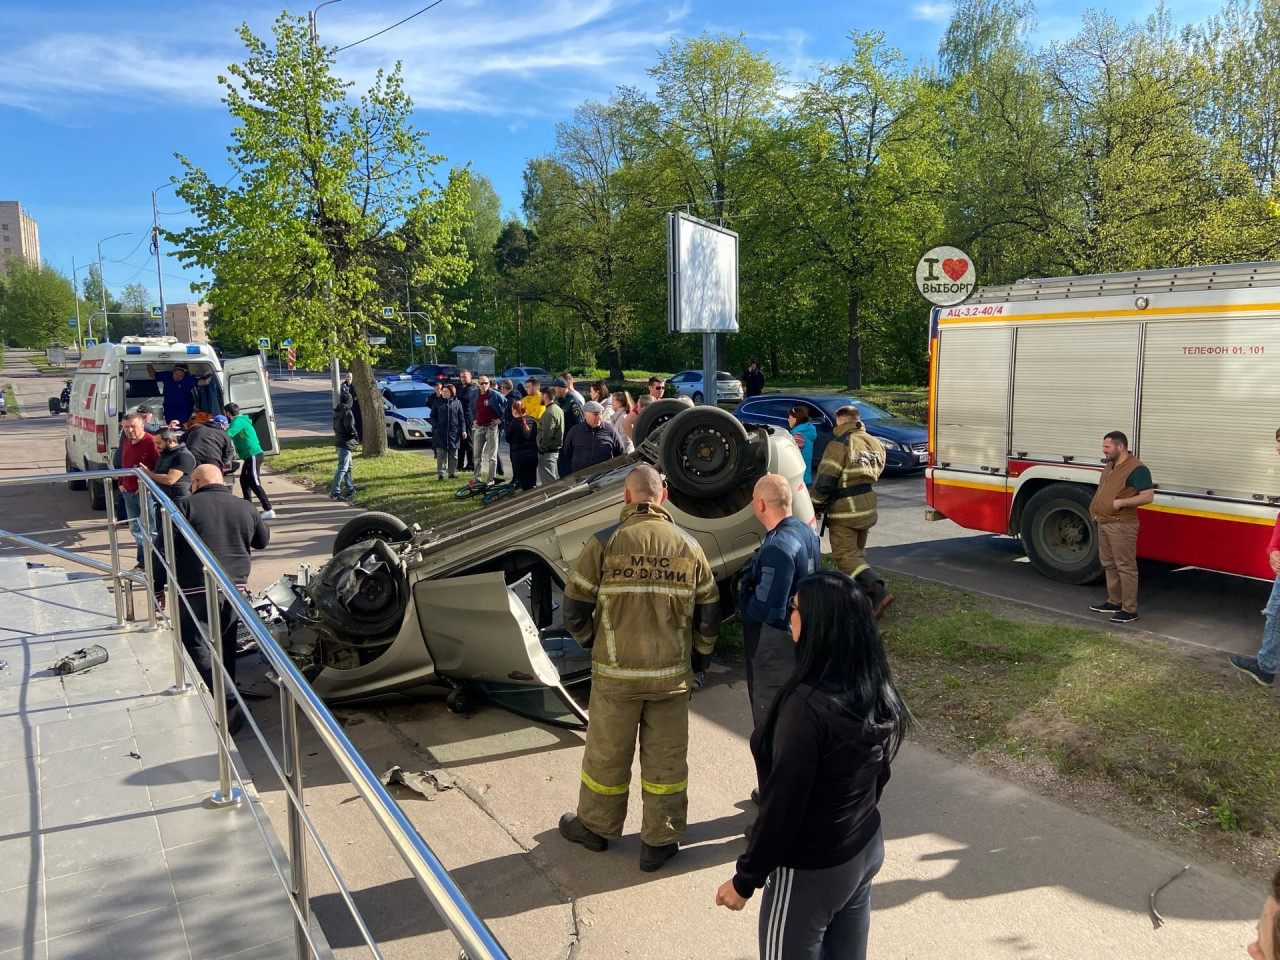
[186,346,201,354]
[125,346,142,354]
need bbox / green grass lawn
[881,576,1280,838]
[269,438,484,528]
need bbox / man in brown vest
[1088,431,1154,623]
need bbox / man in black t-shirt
[140,428,197,596]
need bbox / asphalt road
[267,374,1267,659]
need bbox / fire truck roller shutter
[935,325,1012,472]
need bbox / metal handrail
[1,468,510,960]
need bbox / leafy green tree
[0,260,77,348]
[167,13,471,456]
[756,32,947,388]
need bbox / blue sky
[0,0,1219,306]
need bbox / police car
[379,379,435,447]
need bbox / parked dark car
[732,394,928,473]
[403,363,461,387]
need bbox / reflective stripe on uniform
[598,584,696,599]
[641,776,688,795]
[581,768,630,796]
[569,570,599,597]
[593,661,691,681]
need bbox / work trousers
[239,453,271,511]
[1096,521,1139,613]
[743,621,795,727]
[434,447,458,479]
[473,422,500,482]
[537,452,560,486]
[828,521,871,579]
[758,827,884,960]
[577,684,690,846]
[177,588,240,692]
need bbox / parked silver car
[252,402,814,723]
[666,370,744,404]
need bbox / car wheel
[312,540,408,640]
[633,398,693,447]
[1019,483,1103,584]
[89,477,106,511]
[332,511,411,555]
[393,425,407,448]
[692,390,704,404]
[67,453,87,491]
[660,407,749,499]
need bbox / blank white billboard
[667,212,739,334]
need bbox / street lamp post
[70,256,96,347]
[152,178,179,334]
[96,232,131,343]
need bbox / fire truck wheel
[1019,483,1103,585]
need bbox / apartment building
[0,201,40,277]
[165,302,212,343]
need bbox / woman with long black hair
[715,569,911,960]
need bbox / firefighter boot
[856,569,894,620]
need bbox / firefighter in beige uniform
[813,406,894,617]
[558,465,722,873]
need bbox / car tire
[660,407,749,499]
[446,686,472,714]
[312,540,408,640]
[393,425,407,448]
[67,453,87,491]
[89,477,106,511]
[633,398,692,447]
[692,390,704,404]
[1019,483,1103,584]
[332,511,411,555]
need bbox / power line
[335,0,447,52]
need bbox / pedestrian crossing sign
[83,338,98,347]
[150,305,162,319]
[381,306,395,319]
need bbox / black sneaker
[1229,654,1275,686]
[1109,610,1138,624]
[749,788,760,805]
[1090,600,1122,613]
[639,841,679,872]
[558,813,607,852]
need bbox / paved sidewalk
[0,556,324,959]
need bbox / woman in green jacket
[223,403,274,518]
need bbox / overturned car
[252,402,816,725]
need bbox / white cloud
[911,2,953,23]
[0,0,685,119]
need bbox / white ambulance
[65,337,278,511]
[926,261,1280,583]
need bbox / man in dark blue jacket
[560,401,624,476]
[738,473,821,726]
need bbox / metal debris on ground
[380,765,455,800]
[1149,863,1190,928]
[52,645,109,675]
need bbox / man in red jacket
[119,412,161,570]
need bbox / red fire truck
[925,262,1280,583]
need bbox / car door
[413,572,563,686]
[222,355,280,455]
